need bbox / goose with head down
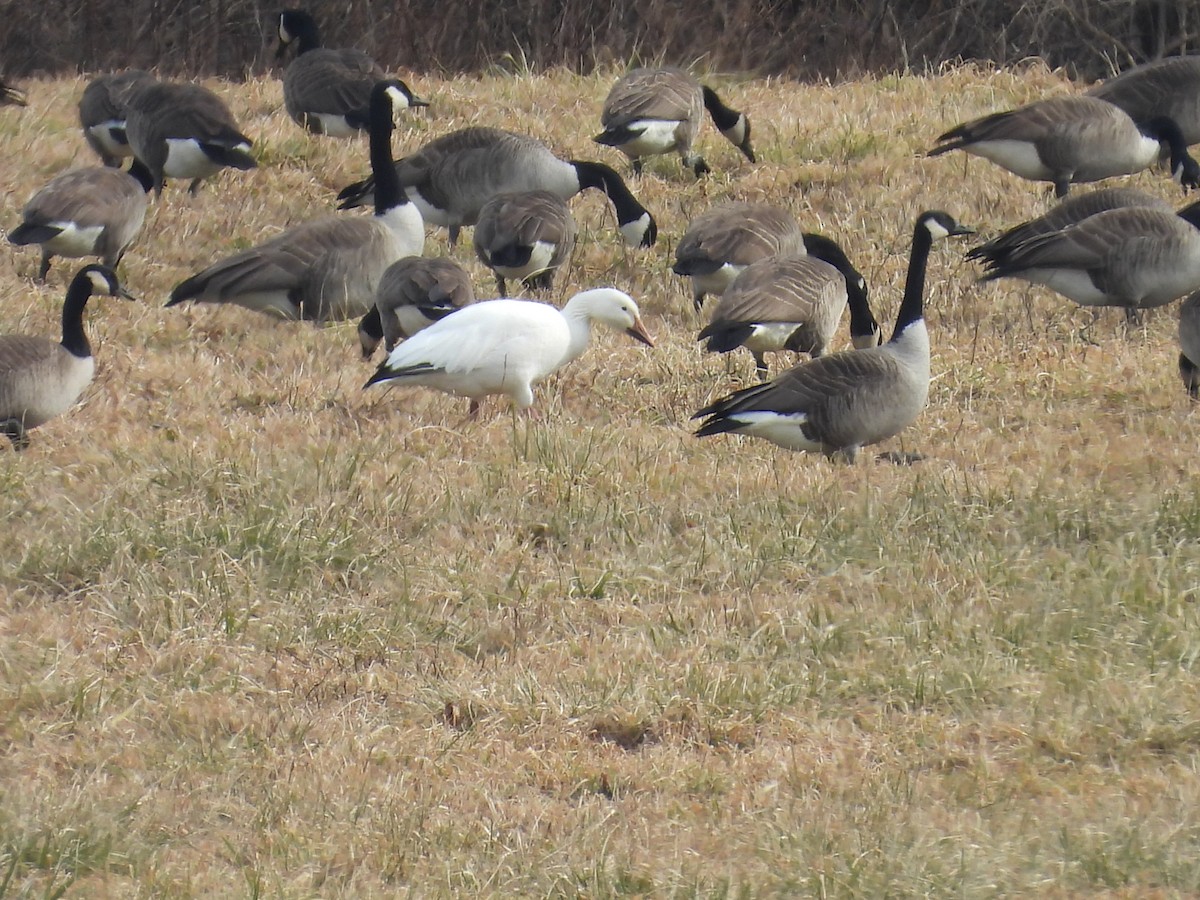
[364,288,655,416]
[79,70,156,167]
[8,159,153,282]
[336,125,656,250]
[472,190,576,297]
[673,202,806,311]
[928,95,1200,197]
[697,232,880,378]
[593,66,755,176]
[976,200,1200,323]
[358,256,476,358]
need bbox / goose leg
[525,271,554,292]
[753,352,769,381]
[685,153,711,177]
[631,158,643,176]
[187,177,204,196]
[37,252,51,283]
[494,274,507,297]
[2,419,29,451]
[1123,306,1145,329]
[1179,352,1200,400]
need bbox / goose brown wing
[990,207,1186,275]
[1089,57,1200,141]
[970,188,1168,261]
[174,217,378,301]
[602,68,699,126]
[0,337,60,377]
[708,256,842,324]
[22,168,144,229]
[285,49,383,116]
[396,259,475,308]
[677,204,803,271]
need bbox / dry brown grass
[2,62,1200,897]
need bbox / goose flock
[3,21,1200,461]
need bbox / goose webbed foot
[877,450,926,466]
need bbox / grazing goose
[673,203,806,310]
[358,256,476,358]
[693,210,973,461]
[336,126,657,248]
[966,186,1172,267]
[168,80,423,322]
[0,265,132,451]
[8,160,153,281]
[593,67,755,176]
[976,202,1200,320]
[78,70,156,167]
[928,95,1200,197]
[1179,292,1200,398]
[472,190,576,297]
[364,288,655,415]
[697,234,881,378]
[276,8,426,137]
[1089,57,1200,146]
[123,80,257,195]
[0,77,26,107]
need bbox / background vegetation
[2,0,1199,81]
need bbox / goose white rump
[364,287,655,412]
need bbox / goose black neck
[701,86,740,131]
[360,306,383,341]
[286,11,321,54]
[891,220,935,341]
[127,158,154,193]
[801,233,854,277]
[60,272,96,359]
[845,275,877,339]
[569,160,645,225]
[369,86,405,217]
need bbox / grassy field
[2,62,1200,897]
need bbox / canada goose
[976,202,1200,319]
[364,288,654,416]
[965,186,1172,267]
[336,126,657,249]
[78,70,156,167]
[0,264,133,451]
[673,203,805,310]
[692,210,973,461]
[1088,57,1200,146]
[0,77,26,107]
[472,190,576,297]
[593,67,755,176]
[8,160,153,281]
[168,80,423,322]
[697,233,881,378]
[276,8,426,137]
[358,256,476,358]
[928,95,1200,197]
[1179,292,1200,398]
[123,80,257,195]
